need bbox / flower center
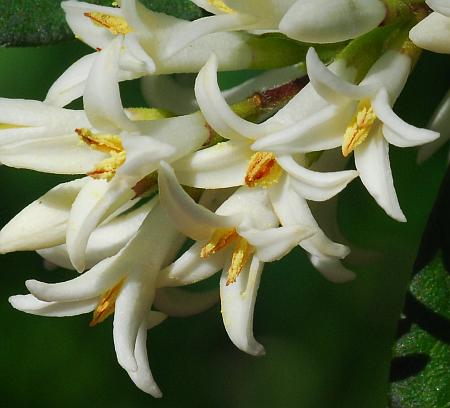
[245,152,283,188]
[90,278,126,326]
[76,128,126,180]
[342,99,377,157]
[200,228,254,286]
[208,0,235,13]
[84,11,133,35]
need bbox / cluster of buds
[0,0,448,397]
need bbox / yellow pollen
[90,278,126,326]
[342,99,377,157]
[245,152,282,188]
[226,237,254,286]
[208,0,235,13]
[84,11,133,35]
[76,128,126,180]
[201,228,238,258]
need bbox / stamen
[226,237,254,286]
[84,11,133,35]
[342,99,377,157]
[207,0,235,13]
[245,152,282,188]
[201,228,238,258]
[90,278,126,326]
[76,128,126,180]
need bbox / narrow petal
[306,48,379,105]
[158,161,238,240]
[309,255,356,283]
[154,287,219,317]
[194,54,262,141]
[9,294,97,317]
[0,178,88,253]
[354,127,406,222]
[373,89,439,147]
[239,225,315,262]
[84,36,137,133]
[158,241,228,287]
[172,140,252,188]
[277,155,358,201]
[220,255,265,356]
[127,321,163,397]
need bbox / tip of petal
[118,353,138,373]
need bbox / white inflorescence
[0,0,445,398]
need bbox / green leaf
[390,255,450,408]
[0,0,206,47]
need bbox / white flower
[157,161,315,355]
[255,48,439,221]
[409,0,450,54]
[170,54,357,278]
[46,0,266,107]
[9,201,219,396]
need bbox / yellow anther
[76,128,126,180]
[90,278,126,327]
[208,0,235,13]
[0,123,24,130]
[125,107,172,121]
[227,237,254,286]
[245,152,282,188]
[201,228,238,258]
[342,99,377,157]
[84,11,133,35]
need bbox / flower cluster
[1,0,447,397]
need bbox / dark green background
[0,41,448,407]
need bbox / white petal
[123,33,156,74]
[309,255,356,283]
[279,0,386,43]
[409,12,450,54]
[84,36,137,133]
[154,287,219,317]
[220,255,265,356]
[306,48,379,105]
[127,321,162,397]
[194,54,262,141]
[0,178,88,253]
[277,155,358,201]
[38,198,157,270]
[372,88,439,147]
[157,241,228,287]
[172,140,251,188]
[239,225,315,262]
[9,294,97,317]
[354,127,406,222]
[269,175,350,258]
[158,161,238,240]
[427,0,450,16]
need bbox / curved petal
[354,126,406,222]
[0,178,88,253]
[84,36,137,133]
[123,33,156,74]
[427,0,450,15]
[373,89,439,147]
[172,140,251,188]
[409,12,450,54]
[158,161,238,240]
[309,255,356,283]
[127,321,162,397]
[269,175,350,258]
[194,54,262,141]
[239,225,315,262]
[277,155,358,201]
[154,287,219,317]
[157,241,227,287]
[220,255,265,356]
[306,48,379,105]
[9,294,97,317]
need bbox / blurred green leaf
[0,0,206,47]
[390,256,450,408]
